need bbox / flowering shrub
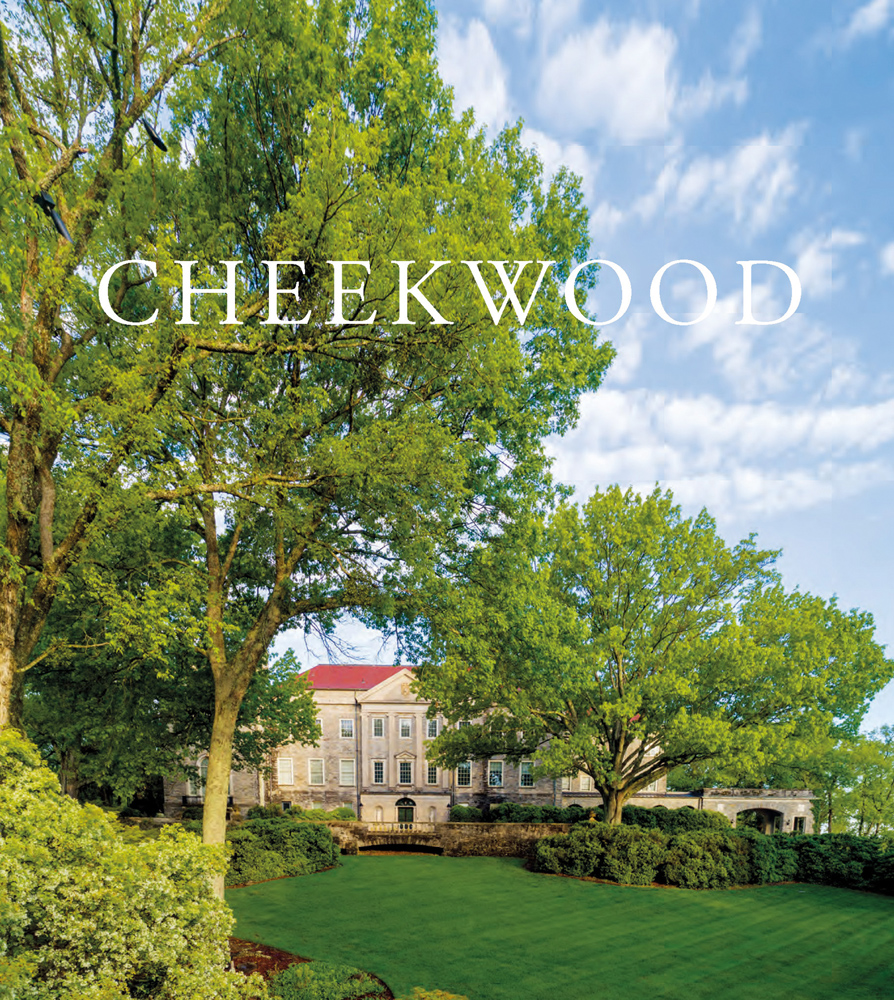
[0,730,265,1000]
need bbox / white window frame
[371,717,385,738]
[398,760,413,784]
[426,718,439,739]
[519,761,534,788]
[642,778,659,793]
[426,763,438,785]
[340,718,355,739]
[399,717,412,739]
[372,760,385,784]
[488,760,503,787]
[456,761,471,787]
[579,773,593,792]
[561,775,571,792]
[308,758,325,785]
[339,758,356,786]
[277,756,294,786]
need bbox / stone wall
[326,821,573,858]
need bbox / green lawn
[228,855,894,1000]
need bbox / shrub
[448,804,483,823]
[326,807,357,821]
[622,804,729,833]
[226,817,339,887]
[534,823,665,885]
[659,831,750,889]
[394,991,470,1000]
[732,829,799,884]
[0,730,263,1000]
[269,961,384,1000]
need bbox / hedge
[532,822,894,892]
[226,817,340,887]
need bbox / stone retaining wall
[326,821,573,858]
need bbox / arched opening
[396,796,416,825]
[736,808,783,834]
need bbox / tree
[1,0,613,888]
[843,728,894,836]
[0,0,240,729]
[22,506,318,807]
[411,486,893,824]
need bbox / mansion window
[277,757,294,786]
[426,763,438,785]
[188,756,209,797]
[519,761,534,788]
[427,718,439,739]
[579,773,593,792]
[399,718,412,739]
[561,775,571,792]
[488,761,503,787]
[457,761,471,787]
[372,717,385,738]
[308,759,325,785]
[399,761,413,784]
[339,759,356,786]
[340,718,355,739]
[372,761,385,784]
[793,816,806,833]
[642,779,659,793]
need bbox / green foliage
[660,831,751,889]
[0,730,263,1000]
[448,804,483,823]
[394,992,470,1000]
[534,819,894,893]
[533,823,666,885]
[269,961,384,1000]
[621,804,730,833]
[226,817,339,887]
[414,486,893,823]
[486,802,590,824]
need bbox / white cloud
[843,0,894,44]
[438,19,511,131]
[537,20,677,142]
[639,267,858,403]
[483,0,535,37]
[676,73,747,121]
[792,229,865,298]
[729,8,762,74]
[520,127,599,200]
[635,127,802,234]
[880,242,894,275]
[546,388,894,520]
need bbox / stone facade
[162,663,813,832]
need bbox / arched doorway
[737,808,783,834]
[396,796,416,825]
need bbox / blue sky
[285,0,894,729]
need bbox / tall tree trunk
[602,787,626,825]
[202,674,247,898]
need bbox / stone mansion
[163,663,815,832]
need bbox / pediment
[359,667,421,704]
[394,750,416,760]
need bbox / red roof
[301,663,411,690]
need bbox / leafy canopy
[412,486,893,821]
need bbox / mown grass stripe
[228,856,894,1000]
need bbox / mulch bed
[228,938,395,998]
